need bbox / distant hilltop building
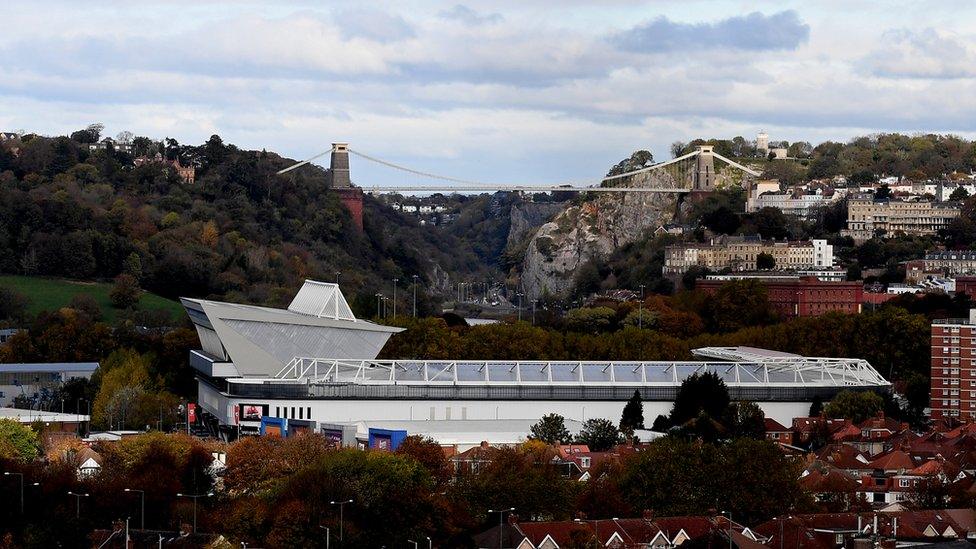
[133,153,195,184]
[87,137,134,155]
[756,130,769,154]
[0,131,20,142]
[663,236,834,275]
[842,196,961,243]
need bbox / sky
[2,1,976,187]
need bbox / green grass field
[0,275,185,323]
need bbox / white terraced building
[183,280,891,439]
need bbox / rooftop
[0,362,99,373]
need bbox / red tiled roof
[765,418,790,432]
[867,450,914,471]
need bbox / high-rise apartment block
[931,312,976,421]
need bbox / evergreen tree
[576,418,621,451]
[809,396,824,417]
[620,390,645,434]
[669,372,730,427]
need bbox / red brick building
[955,277,976,298]
[930,314,976,422]
[697,276,863,318]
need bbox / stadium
[182,280,891,439]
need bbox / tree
[576,418,621,451]
[0,419,39,461]
[846,263,862,281]
[949,186,970,201]
[529,413,571,444]
[874,183,892,199]
[669,372,730,427]
[109,274,140,309]
[0,287,30,323]
[619,390,644,435]
[68,293,102,321]
[701,206,740,235]
[564,307,616,333]
[756,252,775,270]
[809,396,824,417]
[69,123,103,144]
[727,401,766,440]
[823,390,884,423]
[702,279,779,332]
[395,435,451,487]
[751,207,790,240]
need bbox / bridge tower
[327,143,364,230]
[693,145,715,191]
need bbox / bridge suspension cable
[275,143,761,193]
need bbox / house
[799,462,862,510]
[76,447,103,478]
[133,153,195,184]
[476,514,761,549]
[765,418,795,445]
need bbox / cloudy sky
[2,1,975,186]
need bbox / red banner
[188,403,197,423]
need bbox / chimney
[480,440,489,449]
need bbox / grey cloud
[336,9,416,43]
[862,28,976,79]
[612,10,809,53]
[438,5,503,25]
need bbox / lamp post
[721,511,733,549]
[412,275,419,317]
[335,271,341,285]
[177,492,213,534]
[67,491,89,519]
[638,284,645,329]
[488,507,515,549]
[330,499,353,544]
[408,540,418,549]
[319,525,331,549]
[4,472,23,513]
[125,488,146,530]
[779,516,793,549]
[427,536,432,549]
[375,293,383,318]
[393,278,399,318]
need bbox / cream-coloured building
[663,237,833,275]
[842,197,960,243]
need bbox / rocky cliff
[520,169,682,300]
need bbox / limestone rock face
[507,201,568,248]
[520,170,681,300]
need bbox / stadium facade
[183,280,891,438]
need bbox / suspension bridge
[276,143,762,195]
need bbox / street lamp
[412,274,419,317]
[408,540,418,549]
[638,284,645,329]
[67,491,89,519]
[427,535,432,549]
[330,499,353,544]
[393,278,399,318]
[125,488,146,530]
[319,525,331,549]
[779,515,793,549]
[488,507,515,549]
[177,492,213,534]
[4,472,23,513]
[720,511,733,549]
[375,293,383,318]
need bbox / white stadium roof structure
[181,281,891,435]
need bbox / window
[298,407,303,419]
[291,407,296,418]
[276,406,280,417]
[899,479,910,487]
[307,407,311,419]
